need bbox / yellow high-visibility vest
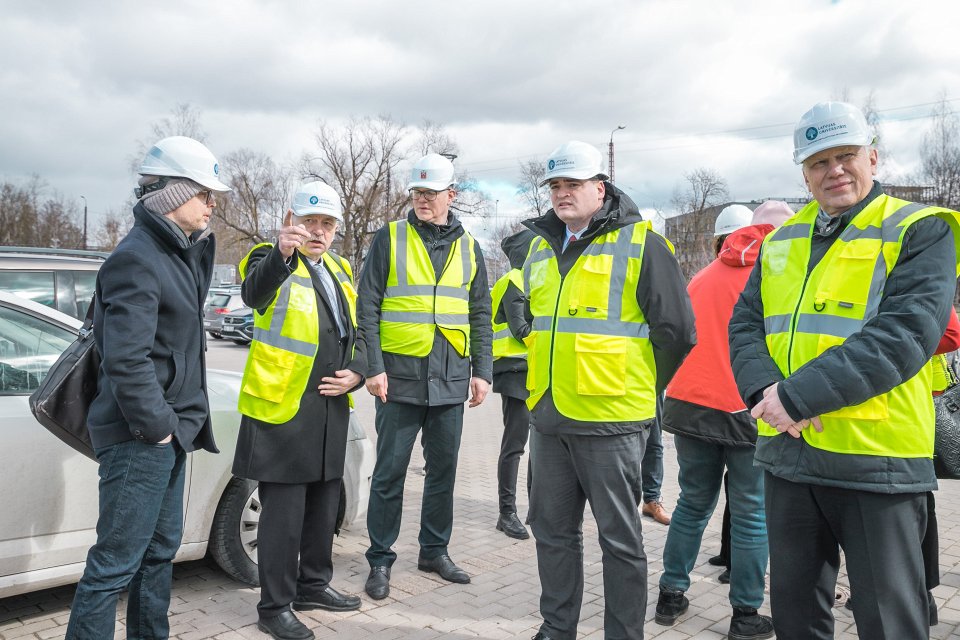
[237,244,357,424]
[759,195,960,457]
[523,222,662,422]
[380,220,477,357]
[491,269,527,360]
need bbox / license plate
[222,325,236,333]
[203,320,211,326]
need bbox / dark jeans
[530,429,648,640]
[765,473,928,640]
[641,416,663,503]
[498,394,530,514]
[66,440,186,640]
[366,401,464,567]
[257,478,341,617]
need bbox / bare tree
[484,219,528,283]
[415,120,459,158]
[921,95,960,209]
[516,158,549,217]
[671,168,729,216]
[95,208,132,251]
[302,116,410,271]
[130,103,208,174]
[0,177,84,248]
[215,150,291,243]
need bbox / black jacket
[729,182,955,492]
[87,203,217,453]
[522,183,697,436]
[357,211,493,406]
[232,245,366,483]
[492,229,537,400]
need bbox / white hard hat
[138,136,231,192]
[407,153,456,191]
[291,181,343,223]
[714,204,754,237]
[793,101,876,165]
[541,140,609,185]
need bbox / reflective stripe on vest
[523,222,660,422]
[759,195,960,457]
[380,220,477,357]
[237,244,356,424]
[491,268,527,360]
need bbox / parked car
[0,290,375,597]
[203,288,245,339]
[221,307,254,345]
[0,246,108,320]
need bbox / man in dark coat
[234,181,365,640]
[66,136,230,639]
[358,153,493,600]
[491,229,537,540]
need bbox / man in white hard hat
[730,101,960,639]
[66,137,230,639]
[234,181,365,639]
[357,153,492,600]
[522,141,695,640]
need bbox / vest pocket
[242,345,296,403]
[575,333,626,396]
[574,256,612,312]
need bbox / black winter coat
[232,246,366,483]
[357,211,493,406]
[492,229,537,400]
[87,203,217,453]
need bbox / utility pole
[80,195,88,250]
[608,125,625,184]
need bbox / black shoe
[928,590,938,626]
[497,512,530,539]
[257,610,315,640]
[293,586,361,612]
[364,566,391,600]
[708,554,728,567]
[531,633,554,640]
[655,587,689,625]
[728,607,774,640]
[718,568,730,584]
[417,553,471,583]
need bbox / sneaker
[642,499,671,525]
[655,587,689,625]
[728,607,774,640]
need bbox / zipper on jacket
[547,274,565,390]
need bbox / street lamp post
[79,195,88,250]
[608,125,626,184]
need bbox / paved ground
[4,340,960,638]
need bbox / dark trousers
[66,440,185,640]
[498,394,530,514]
[366,401,464,567]
[640,416,663,503]
[530,429,648,640]
[257,478,341,618]
[765,473,929,640]
[923,491,939,591]
[718,471,731,567]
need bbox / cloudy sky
[2,0,958,234]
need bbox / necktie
[564,234,577,252]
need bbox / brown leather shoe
[642,499,671,525]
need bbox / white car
[0,291,375,597]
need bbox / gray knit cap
[138,176,204,216]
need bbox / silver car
[0,291,375,597]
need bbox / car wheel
[231,338,251,346]
[209,331,223,340]
[209,477,260,586]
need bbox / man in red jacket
[654,201,793,640]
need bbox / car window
[0,271,56,308]
[0,305,74,394]
[210,294,231,308]
[73,271,97,318]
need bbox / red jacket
[661,224,775,446]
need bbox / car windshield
[210,294,231,307]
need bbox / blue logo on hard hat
[548,160,556,170]
[213,163,220,176]
[309,195,319,205]
[805,127,818,142]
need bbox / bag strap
[80,293,95,337]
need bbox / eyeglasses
[196,190,215,205]
[409,189,446,202]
